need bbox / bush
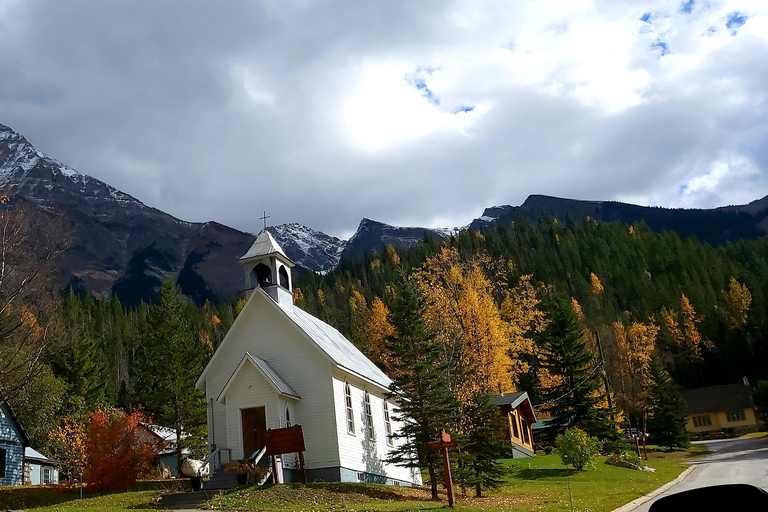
[555,428,602,471]
[605,449,641,470]
[224,460,268,485]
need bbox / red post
[441,446,455,507]
[298,451,307,483]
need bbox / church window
[345,383,355,434]
[254,263,272,287]
[383,401,393,446]
[279,266,289,288]
[285,404,292,427]
[364,391,375,439]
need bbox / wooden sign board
[428,440,459,450]
[264,425,306,456]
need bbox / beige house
[491,392,536,457]
[681,381,761,436]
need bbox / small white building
[196,230,420,486]
[23,447,58,485]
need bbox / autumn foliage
[50,407,159,491]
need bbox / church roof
[276,299,393,390]
[240,230,293,263]
[217,352,301,402]
[247,353,300,399]
[196,287,392,394]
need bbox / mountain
[3,121,768,306]
[0,122,256,306]
[267,223,345,272]
[470,194,768,245]
[341,218,451,261]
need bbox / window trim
[364,390,375,440]
[383,400,393,446]
[285,404,292,428]
[693,415,712,428]
[726,410,746,422]
[345,382,355,435]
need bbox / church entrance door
[241,406,267,458]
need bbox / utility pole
[595,330,614,421]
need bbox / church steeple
[240,229,295,306]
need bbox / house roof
[491,391,528,408]
[681,383,754,415]
[276,298,392,389]
[240,230,293,264]
[218,352,301,403]
[143,423,179,444]
[1,401,29,447]
[24,447,57,465]
[491,391,537,423]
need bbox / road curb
[611,464,696,512]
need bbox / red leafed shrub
[84,407,159,491]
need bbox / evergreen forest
[3,204,768,486]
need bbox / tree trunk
[428,463,439,500]
[475,480,482,498]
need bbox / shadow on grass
[515,468,576,480]
[0,487,82,510]
[254,482,433,502]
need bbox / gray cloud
[1,0,767,238]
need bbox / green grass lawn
[0,447,704,512]
[0,487,161,512]
[203,446,705,512]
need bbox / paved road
[632,437,768,511]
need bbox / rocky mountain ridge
[2,121,767,304]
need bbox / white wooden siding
[332,373,419,484]
[203,291,339,468]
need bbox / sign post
[428,430,459,507]
[264,425,308,483]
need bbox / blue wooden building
[0,401,29,486]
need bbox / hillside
[470,194,768,245]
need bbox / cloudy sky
[1,0,767,238]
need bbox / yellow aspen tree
[679,294,704,358]
[415,248,515,402]
[385,245,401,266]
[571,297,585,320]
[590,272,604,295]
[614,320,658,428]
[723,277,752,329]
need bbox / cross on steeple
[260,211,270,231]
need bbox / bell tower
[239,229,295,307]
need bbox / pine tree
[133,281,209,470]
[538,297,612,442]
[385,274,459,501]
[647,358,689,450]
[454,393,508,497]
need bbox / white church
[196,230,421,486]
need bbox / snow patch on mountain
[268,223,346,272]
[0,123,139,207]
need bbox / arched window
[345,383,355,434]
[364,390,375,439]
[285,404,292,428]
[279,266,289,288]
[383,401,393,446]
[253,263,272,287]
